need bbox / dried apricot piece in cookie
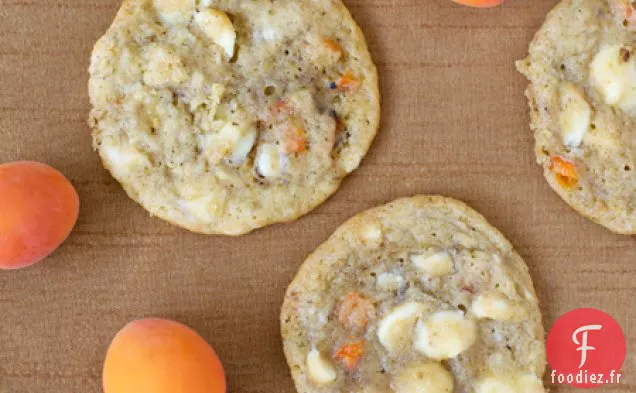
[333,72,362,92]
[549,156,579,189]
[334,341,365,371]
[323,38,343,61]
[609,0,636,31]
[337,292,376,333]
[283,125,308,154]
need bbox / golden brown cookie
[89,0,379,235]
[517,0,636,234]
[281,196,546,393]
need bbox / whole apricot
[452,0,505,8]
[103,318,226,393]
[0,161,79,270]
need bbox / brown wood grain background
[0,0,633,392]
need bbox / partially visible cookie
[517,0,636,234]
[281,196,546,393]
[88,0,379,235]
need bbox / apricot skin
[103,318,226,393]
[452,0,505,8]
[0,161,79,270]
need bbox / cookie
[516,0,636,234]
[88,0,380,235]
[281,196,546,393]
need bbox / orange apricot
[0,161,79,270]
[452,0,505,8]
[103,318,226,393]
[337,292,376,333]
[272,100,291,117]
[549,156,579,189]
[323,38,343,54]
[336,72,362,92]
[284,126,308,153]
[334,341,365,371]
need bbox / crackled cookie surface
[517,0,636,234]
[281,196,546,393]
[88,0,379,235]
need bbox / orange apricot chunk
[272,99,292,117]
[103,318,226,393]
[549,155,579,189]
[323,38,343,62]
[609,0,636,31]
[284,126,308,153]
[452,0,505,8]
[337,292,376,333]
[0,161,79,270]
[334,341,365,371]
[323,38,343,54]
[335,72,362,92]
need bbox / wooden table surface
[0,1,633,392]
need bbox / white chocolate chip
[591,45,629,104]
[475,377,516,393]
[517,374,545,393]
[217,121,243,142]
[101,140,151,177]
[519,374,546,393]
[359,223,383,247]
[255,143,286,178]
[340,149,362,173]
[228,129,257,166]
[392,363,454,393]
[376,272,405,291]
[377,302,423,353]
[250,6,303,42]
[179,197,212,221]
[472,293,525,321]
[411,251,454,278]
[413,310,477,360]
[177,192,227,222]
[306,349,337,385]
[262,28,278,41]
[188,75,225,114]
[194,9,236,58]
[475,374,544,393]
[559,82,591,147]
[153,0,195,25]
[590,44,636,114]
[143,45,188,88]
[202,121,255,165]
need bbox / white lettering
[572,324,602,368]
